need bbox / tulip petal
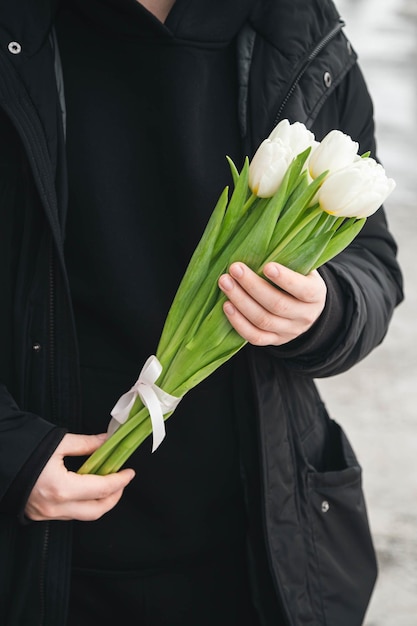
[309,129,359,179]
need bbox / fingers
[28,470,134,521]
[218,262,327,346]
[222,262,324,309]
[58,468,136,503]
[26,468,135,522]
[57,432,108,457]
[222,299,281,346]
[25,433,136,522]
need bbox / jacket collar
[238,0,352,154]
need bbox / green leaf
[311,218,366,269]
[156,186,229,358]
[266,171,327,253]
[270,211,323,262]
[274,230,334,275]
[286,147,312,194]
[306,211,335,237]
[177,200,283,351]
[161,301,245,397]
[279,172,309,215]
[262,204,323,267]
[226,155,240,187]
[212,158,250,258]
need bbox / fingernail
[223,302,235,315]
[264,263,279,278]
[230,263,244,278]
[219,275,234,291]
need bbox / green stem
[242,192,257,214]
[94,416,154,474]
[77,404,149,474]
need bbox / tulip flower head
[249,120,316,197]
[309,129,359,179]
[318,157,396,218]
[268,119,316,158]
[248,138,293,197]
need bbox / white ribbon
[108,355,181,452]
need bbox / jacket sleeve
[0,109,66,518]
[267,61,404,376]
[0,385,66,518]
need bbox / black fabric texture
[67,543,263,626]
[57,0,247,573]
[0,0,404,623]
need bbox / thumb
[57,433,108,457]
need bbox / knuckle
[271,299,288,318]
[248,330,269,346]
[39,502,59,519]
[302,308,320,328]
[94,484,113,500]
[274,320,294,342]
[304,287,318,303]
[255,312,275,332]
[48,484,67,504]
[254,301,284,330]
[39,483,66,505]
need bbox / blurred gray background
[316,0,417,624]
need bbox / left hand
[218,262,327,347]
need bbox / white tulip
[318,157,396,218]
[309,129,359,179]
[248,138,294,197]
[268,119,316,158]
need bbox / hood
[57,0,258,44]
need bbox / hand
[24,433,135,522]
[218,262,327,346]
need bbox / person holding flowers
[0,0,403,625]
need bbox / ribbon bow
[107,355,181,452]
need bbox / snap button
[32,342,42,352]
[8,41,22,55]
[321,500,330,513]
[323,71,332,88]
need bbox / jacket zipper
[38,523,50,626]
[48,244,57,421]
[273,19,345,127]
[38,243,57,626]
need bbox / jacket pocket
[306,420,377,626]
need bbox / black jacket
[0,1,403,625]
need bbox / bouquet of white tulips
[78,120,395,475]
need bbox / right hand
[24,433,135,522]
